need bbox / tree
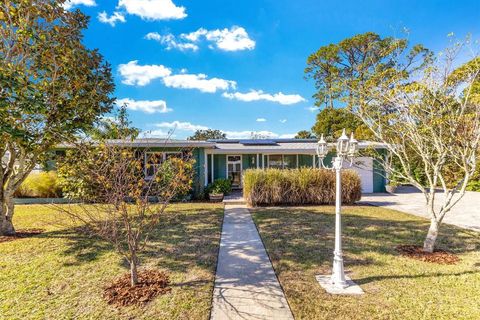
[295,130,316,139]
[0,1,115,235]
[307,33,479,252]
[310,107,373,140]
[188,129,226,141]
[56,142,194,286]
[88,105,139,140]
[305,32,432,109]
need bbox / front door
[227,155,242,188]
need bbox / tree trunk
[0,193,15,236]
[130,258,139,287]
[423,218,439,253]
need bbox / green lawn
[252,205,480,320]
[0,203,224,320]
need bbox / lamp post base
[331,251,347,288]
[315,274,364,295]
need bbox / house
[67,138,387,194]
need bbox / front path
[211,204,293,320]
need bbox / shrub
[14,171,62,198]
[206,178,232,195]
[58,146,195,202]
[466,162,480,192]
[243,168,361,206]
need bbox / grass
[0,202,224,320]
[252,205,480,320]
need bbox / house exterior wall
[205,151,384,193]
[51,142,386,196]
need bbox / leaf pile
[104,270,171,307]
[396,245,460,265]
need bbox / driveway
[359,186,480,232]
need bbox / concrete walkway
[360,186,480,232]
[211,204,294,320]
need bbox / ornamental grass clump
[14,172,62,198]
[243,168,361,206]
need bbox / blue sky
[66,0,480,139]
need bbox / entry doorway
[227,155,242,188]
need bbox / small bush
[14,171,62,198]
[206,178,232,195]
[467,164,480,191]
[243,168,361,206]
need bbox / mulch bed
[396,245,460,265]
[104,269,171,307]
[0,229,44,243]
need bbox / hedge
[243,168,362,206]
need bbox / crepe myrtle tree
[56,142,194,286]
[355,41,479,253]
[0,0,115,235]
[307,33,479,252]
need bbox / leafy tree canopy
[311,107,373,140]
[87,105,139,140]
[0,0,115,235]
[294,130,316,139]
[305,32,432,108]
[188,129,226,141]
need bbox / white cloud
[162,73,236,93]
[118,61,235,93]
[306,106,318,112]
[145,32,198,51]
[142,129,176,138]
[223,130,279,139]
[98,11,126,26]
[155,121,209,132]
[63,0,96,10]
[146,26,254,52]
[116,98,172,114]
[152,121,294,139]
[181,26,255,51]
[117,0,187,20]
[118,60,171,86]
[279,119,287,123]
[279,133,296,138]
[222,90,306,105]
[256,118,267,122]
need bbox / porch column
[256,154,260,169]
[262,155,265,169]
[204,152,208,186]
[296,154,299,168]
[312,154,315,168]
[211,154,214,183]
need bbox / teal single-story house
[76,138,387,195]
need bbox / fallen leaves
[104,269,171,307]
[396,245,460,265]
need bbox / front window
[145,152,164,179]
[144,152,182,179]
[268,155,283,169]
[268,155,297,169]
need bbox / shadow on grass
[37,207,223,275]
[252,206,480,274]
[355,270,479,285]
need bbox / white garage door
[343,157,374,193]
